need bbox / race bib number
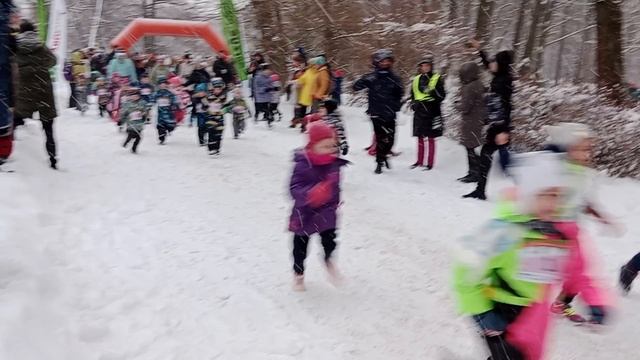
[141,88,152,95]
[516,245,568,284]
[130,111,142,121]
[158,98,170,107]
[97,89,107,96]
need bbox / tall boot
[458,148,480,183]
[411,137,425,169]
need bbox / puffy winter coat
[480,50,513,124]
[183,68,211,87]
[107,57,138,83]
[457,62,486,148]
[154,89,178,126]
[323,112,348,154]
[253,71,274,104]
[313,65,331,100]
[296,67,318,107]
[453,203,606,360]
[353,69,404,120]
[213,58,235,84]
[121,99,147,132]
[14,31,57,120]
[70,50,89,80]
[288,149,348,235]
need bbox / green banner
[37,0,48,42]
[220,0,247,80]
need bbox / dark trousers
[627,252,640,272]
[99,104,107,117]
[233,114,245,137]
[475,303,525,360]
[207,126,224,151]
[475,143,499,194]
[157,124,174,143]
[15,115,56,162]
[255,102,272,123]
[198,125,207,145]
[465,147,480,178]
[123,129,141,151]
[371,116,396,164]
[292,229,337,275]
[69,82,78,109]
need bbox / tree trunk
[475,0,494,43]
[595,0,625,103]
[534,0,555,73]
[449,0,458,23]
[522,0,544,63]
[512,0,528,59]
[142,0,156,52]
[462,0,473,27]
[574,4,593,84]
[554,4,570,84]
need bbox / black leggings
[123,129,141,151]
[15,115,56,161]
[292,229,337,275]
[372,116,396,164]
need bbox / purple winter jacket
[288,149,348,236]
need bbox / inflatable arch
[110,19,230,57]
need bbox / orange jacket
[313,66,331,100]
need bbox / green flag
[220,0,247,80]
[37,0,48,42]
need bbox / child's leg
[319,229,337,262]
[157,125,167,143]
[123,130,134,147]
[292,234,311,275]
[207,126,216,151]
[198,125,206,145]
[233,116,240,138]
[213,127,224,151]
[132,132,141,152]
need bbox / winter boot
[293,274,305,292]
[384,159,391,169]
[410,163,423,169]
[551,300,586,323]
[375,163,383,174]
[423,165,433,171]
[620,265,638,295]
[463,189,486,200]
[49,157,58,170]
[457,174,479,183]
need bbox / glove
[589,306,606,325]
[342,146,349,156]
[307,181,332,208]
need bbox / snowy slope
[1,100,639,360]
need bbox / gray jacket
[253,71,273,103]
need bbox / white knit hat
[510,152,568,214]
[544,122,593,150]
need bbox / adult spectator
[331,68,345,105]
[247,52,265,100]
[213,55,235,87]
[456,61,486,183]
[293,59,317,131]
[0,0,15,164]
[184,59,211,87]
[69,48,89,110]
[353,49,404,174]
[149,55,173,85]
[14,20,58,169]
[409,55,446,170]
[107,49,138,83]
[463,40,514,200]
[309,55,331,113]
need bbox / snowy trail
[1,101,639,360]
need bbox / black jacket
[184,68,211,87]
[213,59,235,84]
[353,69,404,120]
[479,50,513,123]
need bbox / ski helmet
[372,49,394,66]
[418,54,435,66]
[211,77,225,88]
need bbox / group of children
[84,68,252,155]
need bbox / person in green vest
[410,55,446,170]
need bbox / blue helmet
[210,77,225,88]
[195,83,208,93]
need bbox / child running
[452,152,607,360]
[288,121,349,291]
[95,77,110,118]
[202,78,227,155]
[270,73,282,122]
[120,87,147,154]
[139,73,155,123]
[192,83,209,146]
[154,76,179,145]
[226,87,250,139]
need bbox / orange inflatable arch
[111,18,230,57]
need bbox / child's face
[213,87,223,95]
[318,107,328,116]
[130,94,141,102]
[141,77,150,84]
[532,187,563,221]
[312,138,338,155]
[196,91,206,97]
[568,138,592,166]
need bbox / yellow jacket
[71,51,89,79]
[296,67,318,107]
[313,66,331,100]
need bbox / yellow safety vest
[412,73,441,102]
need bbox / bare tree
[512,0,528,57]
[595,0,625,103]
[475,0,494,43]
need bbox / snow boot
[463,189,486,200]
[620,265,637,295]
[375,163,383,174]
[410,163,424,169]
[50,157,58,170]
[384,160,391,169]
[551,300,586,323]
[293,274,305,292]
[457,174,479,183]
[423,165,433,171]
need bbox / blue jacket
[107,57,138,83]
[253,71,274,104]
[140,83,155,104]
[154,89,178,126]
[353,68,404,120]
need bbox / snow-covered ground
[1,99,639,360]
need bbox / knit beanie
[310,56,327,66]
[306,121,336,148]
[510,152,568,214]
[544,122,593,151]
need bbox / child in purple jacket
[289,121,348,291]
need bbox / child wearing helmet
[121,86,147,153]
[192,83,210,145]
[201,78,227,155]
[154,77,179,145]
[225,87,250,139]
